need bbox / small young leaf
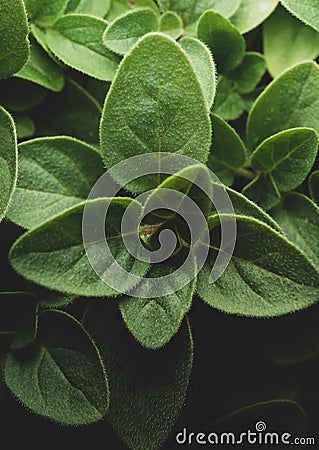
[208,113,247,185]
[212,77,245,121]
[119,265,196,349]
[100,33,211,191]
[271,193,319,268]
[159,11,183,39]
[66,0,111,17]
[263,6,319,78]
[105,0,159,21]
[230,0,279,34]
[309,170,319,206]
[226,52,266,94]
[242,173,280,210]
[197,11,245,73]
[15,115,36,139]
[83,302,193,450]
[9,199,150,297]
[24,0,68,27]
[7,137,104,229]
[0,0,30,79]
[247,61,319,150]
[179,37,216,109]
[0,108,18,223]
[250,127,319,192]
[197,215,319,317]
[16,42,65,92]
[35,78,101,143]
[158,0,241,28]
[46,14,120,81]
[280,0,319,32]
[103,8,159,55]
[5,309,110,425]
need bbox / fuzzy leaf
[230,0,279,34]
[66,0,111,16]
[0,0,29,79]
[197,11,245,73]
[119,265,196,349]
[263,6,319,78]
[7,137,104,229]
[103,8,159,55]
[0,108,18,223]
[197,215,319,317]
[100,33,211,191]
[250,127,319,192]
[46,14,120,81]
[9,199,150,297]
[179,37,216,109]
[242,173,281,211]
[280,0,319,32]
[106,0,159,21]
[212,77,245,121]
[271,193,319,268]
[208,113,247,185]
[83,302,193,450]
[309,170,319,206]
[159,11,183,39]
[247,61,319,150]
[16,42,65,92]
[226,52,266,94]
[5,310,109,425]
[24,0,68,27]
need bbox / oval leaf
[46,14,120,81]
[5,310,110,425]
[7,137,104,229]
[159,11,183,39]
[230,0,279,34]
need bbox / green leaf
[0,108,18,223]
[271,193,319,268]
[15,42,65,92]
[250,127,319,192]
[5,309,109,425]
[9,198,150,297]
[158,0,241,27]
[35,78,101,143]
[66,0,111,16]
[179,37,216,109]
[208,113,247,185]
[103,8,159,55]
[7,137,104,229]
[309,170,319,206]
[212,77,245,121]
[159,11,183,39]
[83,302,193,450]
[105,0,159,21]
[242,173,281,210]
[263,6,319,78]
[247,61,319,150]
[197,11,245,73]
[119,264,196,349]
[100,33,211,191]
[46,14,120,81]
[226,52,266,94]
[0,0,30,79]
[230,0,279,34]
[24,0,68,27]
[280,0,319,32]
[197,215,319,317]
[210,400,306,435]
[15,115,36,139]
[211,183,282,231]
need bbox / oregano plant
[1,1,319,448]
